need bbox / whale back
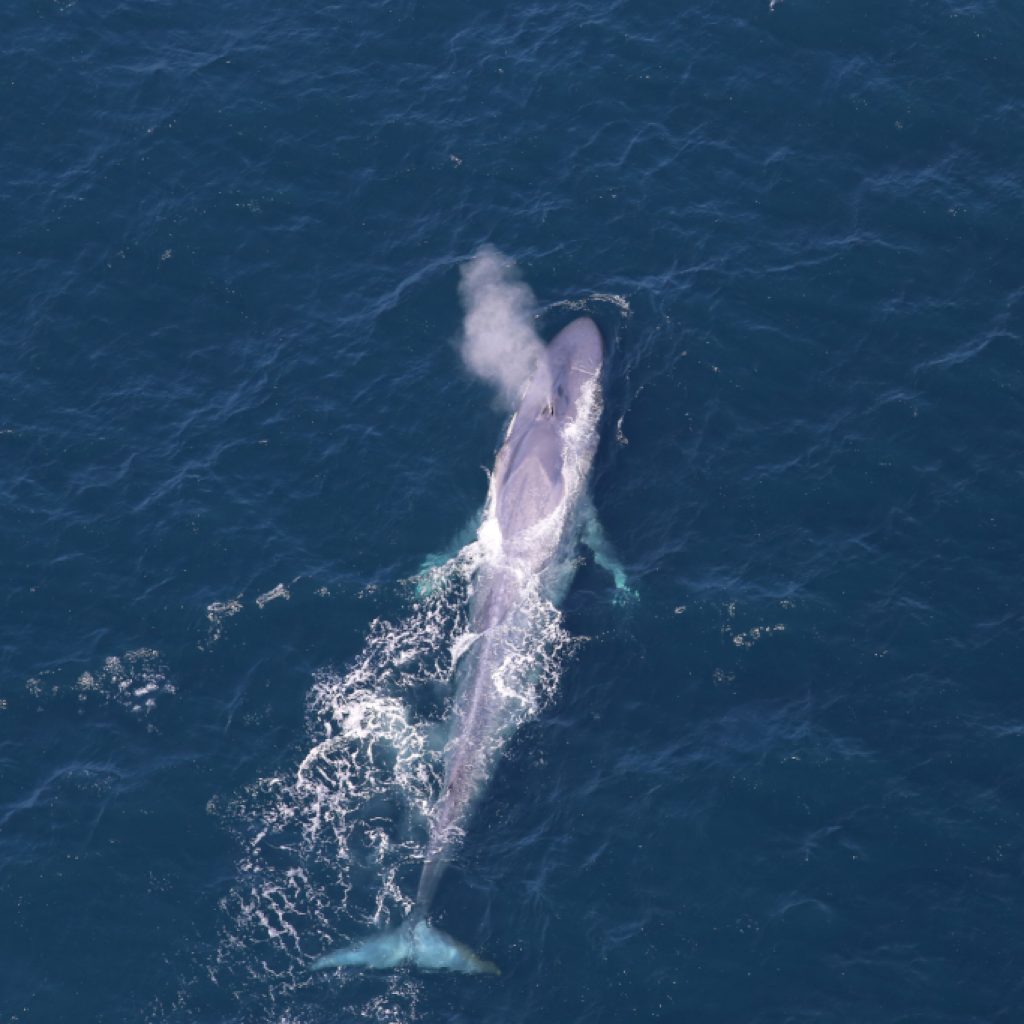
[493,318,603,541]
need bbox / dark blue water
[4,1,1024,1020]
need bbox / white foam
[71,647,174,717]
[203,596,243,648]
[215,557,473,973]
[256,583,291,608]
[731,623,786,648]
[547,292,631,316]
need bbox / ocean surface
[3,1,1024,1021]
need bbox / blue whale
[312,317,621,974]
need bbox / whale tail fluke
[310,919,500,975]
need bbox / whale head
[491,318,604,543]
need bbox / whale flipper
[311,919,499,975]
[581,498,634,598]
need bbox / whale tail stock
[310,917,500,975]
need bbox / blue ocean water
[3,0,1024,1020]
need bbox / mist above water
[458,245,544,409]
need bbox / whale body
[312,316,608,975]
